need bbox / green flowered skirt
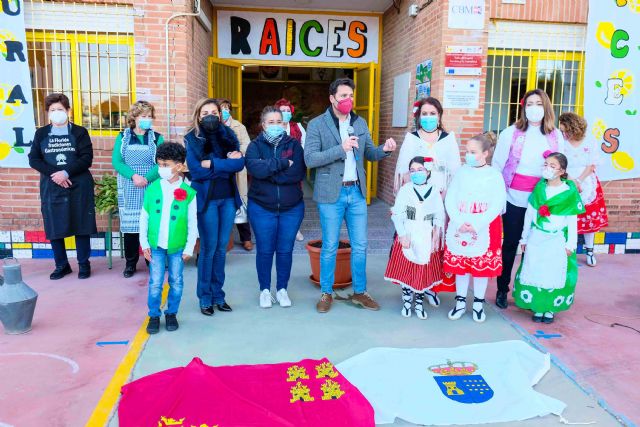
[513,252,578,313]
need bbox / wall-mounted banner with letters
[216,10,380,64]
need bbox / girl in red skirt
[444,133,506,323]
[559,112,608,267]
[384,156,447,319]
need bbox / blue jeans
[317,186,368,294]
[147,248,184,317]
[197,198,236,308]
[248,200,305,291]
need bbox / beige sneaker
[351,292,380,311]
[316,293,333,313]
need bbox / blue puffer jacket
[245,132,306,212]
[184,125,245,213]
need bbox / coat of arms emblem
[429,359,494,404]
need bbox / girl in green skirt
[514,152,585,323]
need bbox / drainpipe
[165,0,202,139]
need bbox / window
[27,32,135,136]
[484,49,584,134]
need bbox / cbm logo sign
[448,0,486,30]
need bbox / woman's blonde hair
[515,89,556,135]
[189,97,220,136]
[126,100,155,128]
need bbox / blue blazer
[185,126,245,213]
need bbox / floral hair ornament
[542,150,553,159]
[412,101,422,116]
[422,156,434,171]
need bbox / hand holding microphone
[344,126,359,160]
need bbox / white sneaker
[276,289,292,307]
[260,289,274,308]
[296,231,304,241]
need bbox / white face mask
[158,166,175,180]
[542,166,557,180]
[49,110,68,125]
[525,105,545,123]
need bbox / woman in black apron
[28,93,97,280]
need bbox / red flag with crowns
[119,357,374,427]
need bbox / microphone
[347,126,358,161]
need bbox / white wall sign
[584,0,640,181]
[0,0,36,168]
[392,72,411,127]
[443,79,480,109]
[216,10,379,64]
[448,0,485,30]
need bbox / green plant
[95,175,118,214]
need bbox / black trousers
[123,232,140,267]
[496,202,527,293]
[51,235,91,267]
[236,222,252,242]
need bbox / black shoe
[216,302,232,312]
[542,315,555,324]
[50,264,72,280]
[200,306,214,316]
[123,265,136,278]
[532,314,544,323]
[165,314,179,331]
[495,291,508,309]
[78,263,91,279]
[146,316,160,334]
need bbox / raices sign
[216,10,379,64]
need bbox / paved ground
[106,253,624,427]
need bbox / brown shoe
[351,292,380,311]
[316,293,333,313]
[242,241,254,251]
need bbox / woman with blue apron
[112,101,164,278]
[28,93,97,280]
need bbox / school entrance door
[208,59,381,204]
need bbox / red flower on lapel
[538,205,551,217]
[174,188,187,201]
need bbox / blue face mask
[265,124,285,139]
[465,152,479,167]
[281,111,292,123]
[420,116,438,132]
[410,171,428,185]
[221,110,231,122]
[138,118,152,130]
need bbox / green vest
[143,180,196,254]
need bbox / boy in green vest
[139,142,197,334]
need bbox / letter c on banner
[299,20,323,57]
[610,29,629,59]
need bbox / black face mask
[200,114,220,132]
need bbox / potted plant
[306,240,352,289]
[94,174,118,215]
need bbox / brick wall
[377,0,639,233]
[0,0,213,234]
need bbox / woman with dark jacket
[28,93,97,280]
[185,98,245,316]
[245,106,306,309]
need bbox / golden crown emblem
[428,359,478,376]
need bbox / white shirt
[339,119,358,182]
[493,125,565,208]
[519,182,578,251]
[139,178,198,257]
[285,122,306,148]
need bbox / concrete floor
[107,253,624,427]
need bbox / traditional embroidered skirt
[578,178,608,234]
[443,217,503,277]
[384,237,455,293]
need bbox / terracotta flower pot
[306,239,352,289]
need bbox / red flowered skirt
[384,237,455,293]
[443,216,503,278]
[578,178,608,234]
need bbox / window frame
[26,31,136,137]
